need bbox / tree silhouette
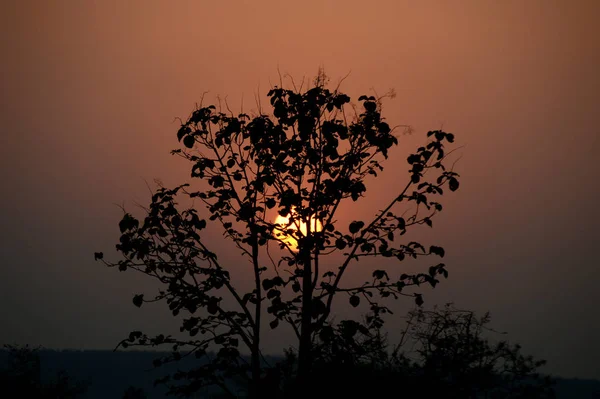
[0,345,89,398]
[393,304,556,398]
[276,304,555,398]
[96,70,461,398]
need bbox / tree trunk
[250,345,260,398]
[297,250,313,394]
[249,238,261,399]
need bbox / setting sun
[273,210,323,251]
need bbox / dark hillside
[1,349,598,398]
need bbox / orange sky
[1,0,599,379]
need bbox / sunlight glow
[274,210,323,252]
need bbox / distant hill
[0,348,216,398]
[553,377,600,399]
[1,349,599,398]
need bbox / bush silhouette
[0,345,89,399]
[272,304,556,398]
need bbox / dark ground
[1,349,598,398]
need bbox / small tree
[96,70,461,397]
[289,304,556,398]
[393,304,556,398]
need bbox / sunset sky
[1,0,599,380]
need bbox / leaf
[349,221,365,234]
[265,198,276,209]
[292,282,301,293]
[94,252,103,260]
[338,125,348,139]
[177,126,190,142]
[449,177,459,191]
[119,213,138,233]
[132,294,144,308]
[407,154,420,164]
[349,295,360,308]
[441,267,449,279]
[207,300,219,315]
[183,135,195,149]
[335,238,346,250]
[414,294,424,307]
[270,319,279,329]
[372,270,388,280]
[128,330,142,342]
[429,245,445,258]
[364,101,377,112]
[396,217,406,230]
[262,279,274,291]
[377,122,391,134]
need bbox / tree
[278,304,555,398]
[96,70,461,398]
[0,345,89,398]
[393,304,556,398]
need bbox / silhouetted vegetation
[273,304,556,398]
[0,344,89,398]
[123,385,148,399]
[394,304,555,398]
[5,328,598,398]
[96,69,462,397]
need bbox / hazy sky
[1,0,599,380]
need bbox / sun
[274,210,322,251]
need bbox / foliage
[275,305,556,398]
[122,385,148,399]
[96,70,461,397]
[0,344,89,398]
[394,304,556,397]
